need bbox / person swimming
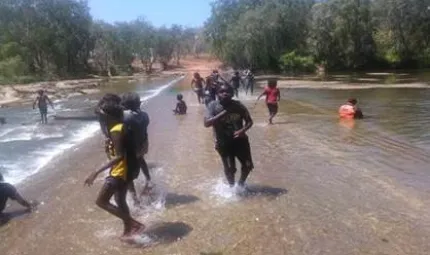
[33,89,54,124]
[339,98,363,119]
[173,94,187,115]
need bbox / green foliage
[205,0,430,71]
[279,51,315,73]
[0,0,207,83]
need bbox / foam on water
[2,76,185,185]
[209,179,248,203]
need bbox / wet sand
[2,77,430,255]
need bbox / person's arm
[204,103,227,127]
[256,90,267,101]
[277,89,281,101]
[46,95,54,109]
[190,79,195,90]
[32,97,39,109]
[6,184,34,211]
[84,130,124,186]
[234,104,253,138]
[13,192,35,211]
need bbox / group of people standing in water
[1,68,364,242]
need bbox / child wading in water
[257,79,281,124]
[85,100,144,240]
[33,89,54,124]
[173,94,187,115]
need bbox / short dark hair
[96,93,121,114]
[122,92,141,111]
[268,78,278,86]
[177,94,183,100]
[100,101,123,121]
[348,98,358,105]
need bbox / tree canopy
[0,0,207,83]
[204,0,430,72]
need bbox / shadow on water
[0,209,31,227]
[165,193,200,208]
[145,221,193,244]
[241,185,288,200]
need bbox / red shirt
[264,87,280,104]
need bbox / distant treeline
[0,0,208,84]
[204,0,430,72]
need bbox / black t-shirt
[0,182,18,212]
[205,100,251,146]
[230,76,241,88]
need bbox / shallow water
[2,74,430,255]
[0,76,183,184]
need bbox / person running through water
[33,89,54,124]
[230,71,244,98]
[85,100,144,240]
[173,94,187,115]
[339,98,363,119]
[204,84,254,187]
[121,92,153,204]
[204,76,219,106]
[257,79,281,124]
[191,72,205,104]
[0,172,37,221]
[245,69,255,95]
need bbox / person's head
[268,78,277,89]
[347,98,358,106]
[177,94,183,101]
[217,84,234,104]
[0,172,4,182]
[37,89,44,96]
[121,92,141,111]
[193,72,201,79]
[96,93,121,110]
[99,101,123,129]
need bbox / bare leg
[220,156,237,187]
[127,182,140,205]
[114,184,144,235]
[96,179,134,236]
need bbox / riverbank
[0,55,221,108]
[254,70,430,90]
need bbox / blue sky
[88,0,213,27]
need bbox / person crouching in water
[121,92,153,203]
[339,98,363,119]
[191,72,205,104]
[257,79,281,124]
[204,84,254,187]
[85,101,144,240]
[173,94,187,115]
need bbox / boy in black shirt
[204,84,254,187]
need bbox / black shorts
[39,106,48,115]
[105,176,128,190]
[216,137,254,170]
[266,103,278,115]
